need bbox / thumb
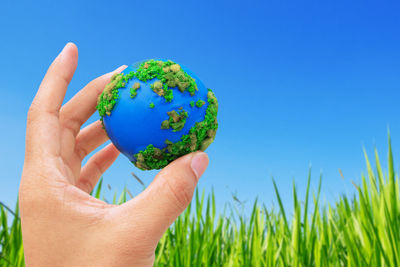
[119,152,208,243]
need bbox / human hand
[19,43,209,266]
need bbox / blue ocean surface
[103,61,209,162]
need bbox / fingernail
[191,152,209,179]
[58,42,74,59]
[110,65,127,75]
[63,42,73,52]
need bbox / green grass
[1,137,399,266]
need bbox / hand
[19,43,209,266]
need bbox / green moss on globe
[96,59,198,117]
[130,82,141,98]
[96,73,126,117]
[160,109,189,132]
[134,90,218,170]
[196,99,206,108]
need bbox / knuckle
[77,179,94,194]
[60,113,82,137]
[92,157,105,175]
[75,142,90,160]
[91,77,105,95]
[164,176,194,211]
[27,100,40,121]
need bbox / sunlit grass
[1,137,399,266]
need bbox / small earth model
[96,59,218,170]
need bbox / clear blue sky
[1,0,399,213]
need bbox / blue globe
[96,59,218,170]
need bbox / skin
[19,43,209,267]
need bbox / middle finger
[59,65,126,137]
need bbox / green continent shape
[96,59,199,119]
[160,109,189,132]
[133,89,218,170]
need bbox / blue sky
[1,0,399,213]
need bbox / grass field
[1,137,399,266]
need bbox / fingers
[74,120,109,161]
[76,143,120,194]
[118,152,209,243]
[60,65,126,137]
